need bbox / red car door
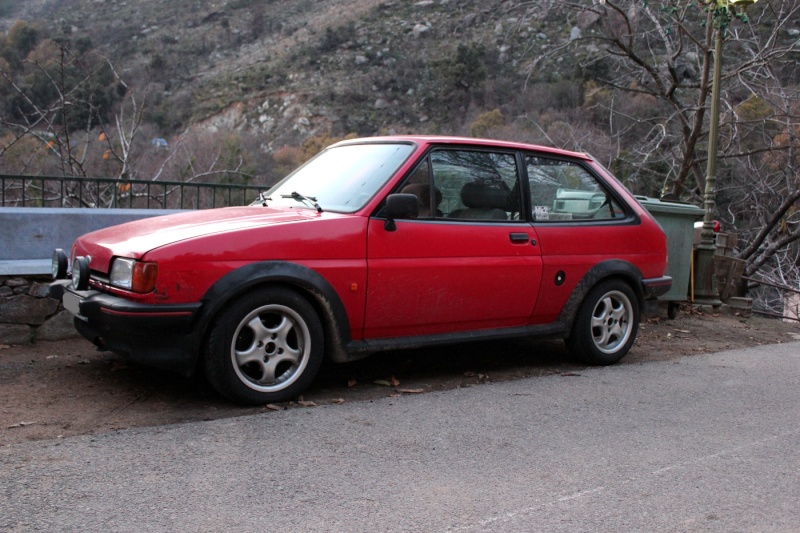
[363,148,542,339]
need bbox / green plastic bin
[636,196,705,303]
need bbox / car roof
[332,135,593,161]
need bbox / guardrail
[1,174,264,209]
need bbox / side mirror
[383,193,419,231]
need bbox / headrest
[460,180,510,209]
[401,183,442,206]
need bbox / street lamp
[693,0,757,306]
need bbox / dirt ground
[2,305,799,447]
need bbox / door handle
[509,232,530,243]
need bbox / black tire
[203,287,324,405]
[565,279,639,366]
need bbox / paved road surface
[2,342,800,532]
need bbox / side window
[526,156,625,222]
[427,150,522,221]
[399,159,438,218]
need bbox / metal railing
[1,175,265,209]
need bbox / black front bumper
[50,280,204,375]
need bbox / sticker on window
[533,206,549,221]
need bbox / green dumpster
[636,197,705,310]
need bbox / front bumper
[50,280,203,375]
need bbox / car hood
[74,206,318,272]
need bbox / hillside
[1,0,579,148]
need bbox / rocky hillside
[2,0,583,147]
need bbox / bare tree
[520,0,800,311]
[0,38,122,177]
[0,31,260,209]
[523,1,798,190]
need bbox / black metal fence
[0,175,264,209]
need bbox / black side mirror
[383,193,419,231]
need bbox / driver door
[363,148,542,339]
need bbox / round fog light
[72,256,90,290]
[52,249,68,280]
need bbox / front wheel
[203,287,324,405]
[565,279,639,366]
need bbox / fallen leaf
[398,388,425,394]
[389,376,400,387]
[298,400,317,407]
[0,344,10,350]
[674,329,691,334]
[373,379,391,387]
[265,404,284,411]
[347,378,358,388]
[331,398,345,404]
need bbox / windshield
[256,142,416,213]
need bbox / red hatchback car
[51,136,670,405]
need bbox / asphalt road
[2,341,800,532]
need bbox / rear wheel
[566,279,639,365]
[204,287,324,405]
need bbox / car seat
[449,180,509,220]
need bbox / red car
[51,136,670,405]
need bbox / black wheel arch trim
[196,261,352,364]
[557,259,646,332]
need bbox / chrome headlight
[72,256,90,290]
[109,258,158,293]
[52,249,68,280]
[109,257,135,290]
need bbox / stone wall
[0,275,78,345]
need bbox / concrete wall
[0,207,184,275]
[0,207,185,344]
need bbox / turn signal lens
[131,261,158,293]
[109,258,158,293]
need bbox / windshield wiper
[282,191,322,212]
[258,191,271,206]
